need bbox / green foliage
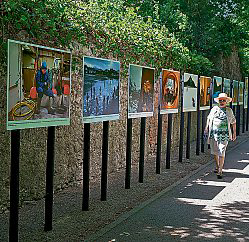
[68,0,213,75]
[2,0,75,47]
[4,0,249,77]
[125,0,249,75]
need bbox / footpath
[87,138,249,242]
[0,132,249,241]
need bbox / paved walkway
[87,139,249,242]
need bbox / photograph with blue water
[83,56,120,123]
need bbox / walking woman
[205,93,236,179]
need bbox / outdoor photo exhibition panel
[183,73,198,112]
[239,81,244,105]
[200,76,211,110]
[245,77,248,108]
[128,64,155,119]
[82,56,120,123]
[223,78,231,97]
[212,76,223,106]
[160,69,180,114]
[233,80,239,105]
[7,39,72,130]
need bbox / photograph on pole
[128,64,155,119]
[239,81,244,105]
[7,39,72,130]
[183,73,198,112]
[233,80,239,106]
[223,78,231,98]
[200,76,211,110]
[83,56,120,123]
[212,76,223,106]
[160,69,180,114]
[245,77,248,108]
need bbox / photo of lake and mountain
[183,73,198,112]
[83,56,120,123]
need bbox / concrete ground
[0,131,249,241]
[87,138,249,242]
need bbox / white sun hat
[214,93,232,103]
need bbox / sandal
[214,168,218,173]
[217,172,222,179]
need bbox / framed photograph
[183,73,198,112]
[212,76,223,106]
[245,77,248,108]
[7,39,72,130]
[223,78,231,97]
[128,64,155,119]
[200,76,211,110]
[239,81,244,105]
[160,69,180,114]
[232,80,239,106]
[83,56,120,123]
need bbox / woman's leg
[218,156,225,175]
[214,155,219,172]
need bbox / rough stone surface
[0,36,244,213]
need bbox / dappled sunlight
[223,167,249,175]
[177,198,211,206]
[95,148,249,241]
[142,201,249,241]
[237,159,249,163]
[193,180,229,187]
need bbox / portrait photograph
[161,69,180,114]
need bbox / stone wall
[0,40,242,213]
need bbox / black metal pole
[125,118,132,189]
[201,110,205,153]
[196,76,200,155]
[242,86,245,133]
[82,123,90,211]
[156,111,162,174]
[247,107,249,131]
[242,106,245,133]
[179,75,184,162]
[166,113,173,169]
[101,121,109,201]
[44,126,56,232]
[9,130,20,242]
[247,81,249,131]
[186,112,191,159]
[230,80,233,109]
[237,104,240,136]
[139,117,146,183]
